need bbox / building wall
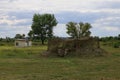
[28,41,32,46]
[15,41,32,47]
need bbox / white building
[15,39,32,47]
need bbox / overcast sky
[0,0,120,38]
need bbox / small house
[15,39,32,47]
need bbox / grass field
[0,45,120,80]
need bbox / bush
[114,42,120,48]
[0,43,5,46]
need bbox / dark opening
[16,42,19,46]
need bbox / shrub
[114,42,120,48]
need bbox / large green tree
[66,22,92,39]
[31,13,58,44]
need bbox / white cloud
[91,16,120,37]
[95,17,120,22]
[0,15,30,26]
[0,0,120,37]
[1,0,120,13]
[0,25,31,38]
[103,26,120,31]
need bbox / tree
[28,30,34,39]
[22,34,25,38]
[66,22,78,38]
[118,34,120,39]
[15,34,22,39]
[79,22,92,37]
[118,34,120,37]
[66,22,92,39]
[0,38,3,41]
[6,37,11,42]
[31,13,58,44]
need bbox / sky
[0,0,120,38]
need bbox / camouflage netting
[44,37,107,57]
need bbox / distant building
[15,39,32,47]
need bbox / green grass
[0,45,120,80]
[0,45,47,58]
